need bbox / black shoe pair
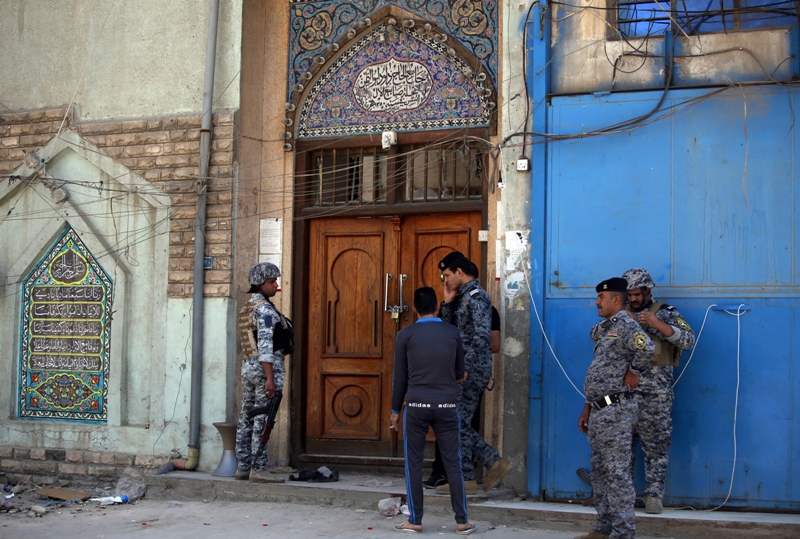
[423,473,447,489]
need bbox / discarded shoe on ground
[289,465,339,483]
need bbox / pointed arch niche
[289,6,497,140]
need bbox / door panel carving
[322,374,381,439]
[326,242,382,356]
[305,213,480,457]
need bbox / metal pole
[188,0,220,468]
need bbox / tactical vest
[238,298,294,358]
[633,302,680,367]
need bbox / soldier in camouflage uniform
[234,262,286,483]
[623,268,695,514]
[577,277,654,539]
[435,252,511,496]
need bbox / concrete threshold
[146,471,800,539]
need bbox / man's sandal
[394,521,422,533]
[457,522,477,535]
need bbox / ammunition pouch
[636,302,680,367]
[273,311,294,355]
[238,298,295,357]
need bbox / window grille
[400,144,483,203]
[614,0,798,38]
[307,144,483,207]
[310,148,389,207]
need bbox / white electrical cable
[672,303,716,388]
[707,303,745,511]
[527,279,586,399]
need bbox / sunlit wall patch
[18,226,113,422]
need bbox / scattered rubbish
[30,505,47,516]
[142,523,147,526]
[204,522,210,525]
[262,524,268,527]
[115,467,146,502]
[512,495,526,502]
[2,484,13,493]
[377,497,401,517]
[1,498,14,510]
[400,504,410,516]
[367,527,373,530]
[289,466,339,483]
[89,496,129,505]
[36,487,91,502]
[356,479,394,487]
[356,509,367,513]
[4,493,13,499]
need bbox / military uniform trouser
[403,404,467,526]
[632,391,673,500]
[457,368,500,480]
[235,358,283,472]
[589,397,638,539]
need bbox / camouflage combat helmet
[248,262,281,285]
[622,267,655,290]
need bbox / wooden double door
[305,212,481,459]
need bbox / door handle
[398,274,409,313]
[384,273,393,312]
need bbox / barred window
[614,0,798,38]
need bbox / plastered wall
[0,0,242,121]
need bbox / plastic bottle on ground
[90,495,128,505]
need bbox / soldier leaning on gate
[234,262,291,484]
[577,277,654,539]
[622,268,695,515]
[436,252,511,496]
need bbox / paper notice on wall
[505,230,527,272]
[259,218,283,289]
[260,218,283,255]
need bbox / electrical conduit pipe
[186,0,220,471]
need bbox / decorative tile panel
[289,0,497,100]
[19,227,113,422]
[298,23,492,138]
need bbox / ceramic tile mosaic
[18,227,113,422]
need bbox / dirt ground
[0,497,613,539]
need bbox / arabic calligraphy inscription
[354,59,433,114]
[19,228,112,422]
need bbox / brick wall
[0,445,168,488]
[0,106,237,298]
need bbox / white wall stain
[503,337,525,357]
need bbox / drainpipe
[526,0,551,498]
[186,0,220,471]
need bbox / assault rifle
[246,390,283,454]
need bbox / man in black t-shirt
[390,287,475,535]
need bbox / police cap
[438,251,467,271]
[248,262,281,285]
[596,277,628,294]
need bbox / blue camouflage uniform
[440,278,500,481]
[627,300,694,501]
[586,309,654,539]
[235,294,286,472]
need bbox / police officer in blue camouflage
[234,262,286,483]
[577,277,654,539]
[622,268,695,514]
[435,252,511,496]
